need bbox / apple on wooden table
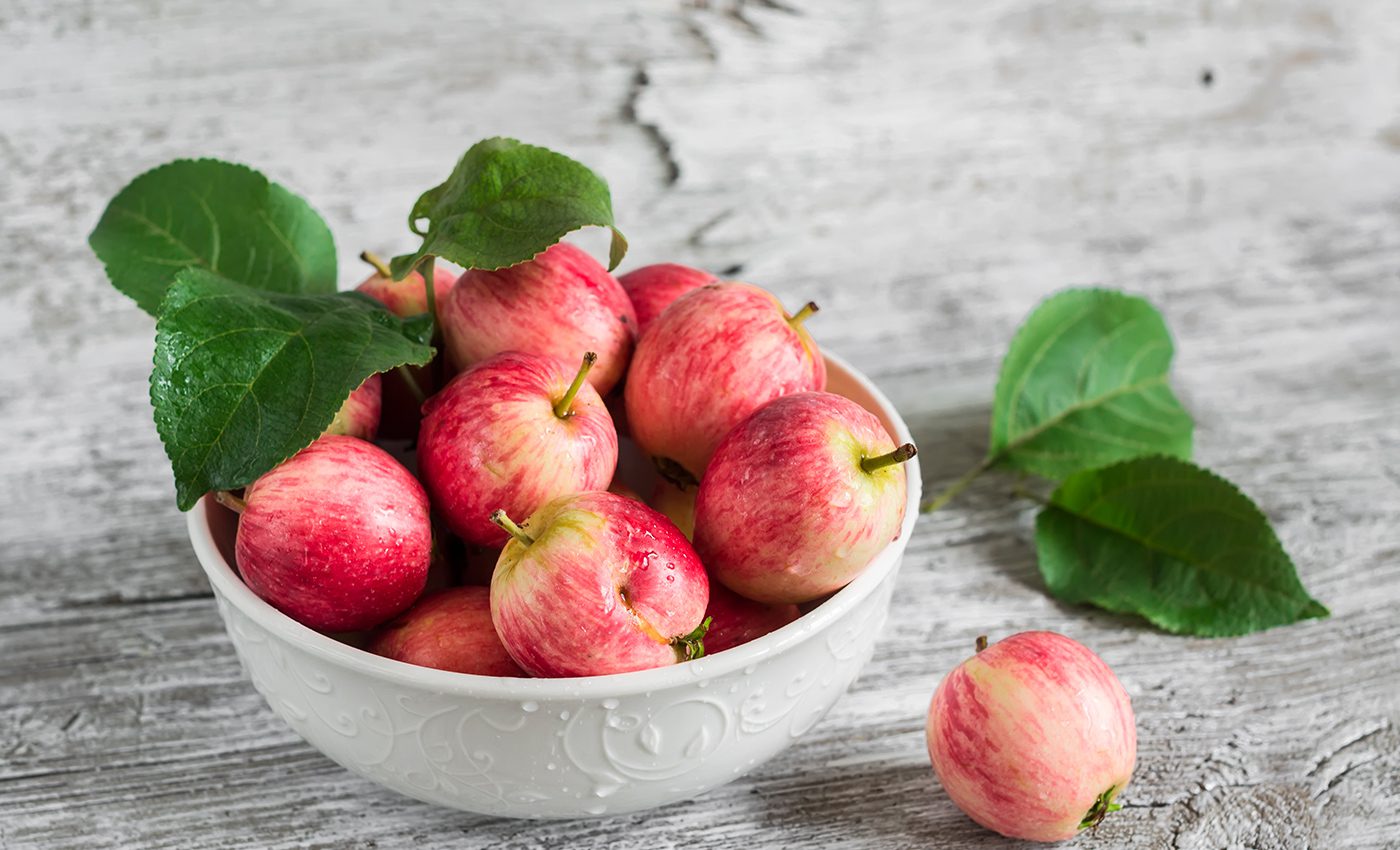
[926,631,1137,842]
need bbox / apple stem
[553,352,598,418]
[860,442,917,473]
[975,634,988,653]
[490,509,535,546]
[788,301,819,327]
[673,616,713,662]
[215,490,247,514]
[359,250,392,278]
[1078,785,1122,831]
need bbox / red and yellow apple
[618,262,716,334]
[438,243,637,394]
[354,251,458,437]
[355,251,456,318]
[694,391,913,604]
[367,586,525,677]
[234,435,431,632]
[489,491,709,677]
[417,351,618,548]
[625,282,825,483]
[321,374,381,441]
[648,481,696,540]
[926,631,1137,842]
[702,582,799,654]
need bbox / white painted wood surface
[3,0,1399,847]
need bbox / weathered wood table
[3,1,1398,847]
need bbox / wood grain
[2,0,1398,847]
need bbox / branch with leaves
[921,289,1327,636]
[89,138,626,511]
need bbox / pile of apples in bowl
[190,245,921,818]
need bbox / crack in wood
[688,208,735,246]
[1313,754,1382,800]
[59,589,216,610]
[621,66,681,187]
[1306,720,1392,777]
[750,0,803,15]
[712,0,801,39]
[682,16,720,62]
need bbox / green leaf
[390,137,626,277]
[1035,455,1329,636]
[89,159,337,315]
[151,269,433,510]
[989,288,1193,479]
[400,312,436,347]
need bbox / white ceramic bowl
[189,352,921,818]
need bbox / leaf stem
[554,352,597,418]
[861,442,917,474]
[395,365,427,406]
[215,490,247,514]
[1011,480,1049,505]
[921,455,997,513]
[421,255,438,326]
[359,250,392,278]
[788,301,819,327]
[490,509,534,546]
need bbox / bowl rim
[188,350,921,699]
